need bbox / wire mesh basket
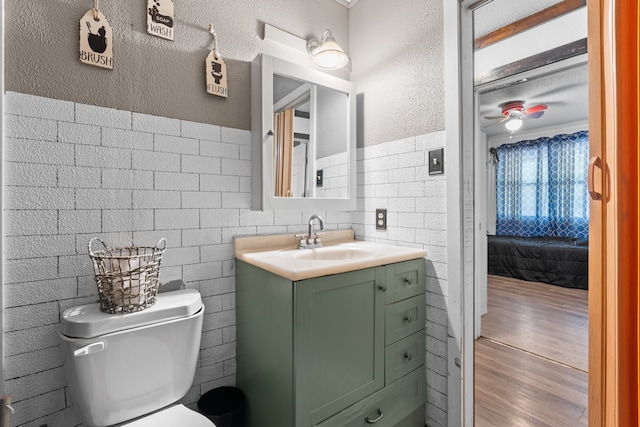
[88,238,167,314]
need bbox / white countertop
[234,229,427,281]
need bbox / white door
[291,142,308,197]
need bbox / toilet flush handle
[74,341,105,357]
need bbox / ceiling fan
[484,100,547,131]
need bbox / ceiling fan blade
[524,104,547,115]
[526,111,545,119]
[482,121,501,129]
[484,115,506,120]
[482,117,509,129]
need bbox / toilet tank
[59,289,204,427]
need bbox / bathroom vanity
[235,231,426,427]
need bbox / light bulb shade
[505,117,523,131]
[307,30,349,70]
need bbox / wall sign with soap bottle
[147,0,175,41]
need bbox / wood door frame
[615,0,639,419]
[588,0,639,424]
[586,2,608,418]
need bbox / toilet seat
[121,404,215,426]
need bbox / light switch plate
[428,148,444,175]
[376,209,387,230]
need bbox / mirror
[272,77,315,198]
[251,54,356,211]
[273,75,349,199]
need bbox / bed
[487,235,588,290]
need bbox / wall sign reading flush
[206,24,228,98]
[428,148,444,175]
[206,51,228,97]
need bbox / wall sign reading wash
[79,8,113,69]
[147,0,174,41]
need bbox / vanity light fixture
[307,30,349,70]
[504,116,523,132]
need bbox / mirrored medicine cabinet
[250,54,356,211]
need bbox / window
[495,130,589,238]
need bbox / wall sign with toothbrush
[79,2,113,69]
[147,0,174,41]
[206,24,228,98]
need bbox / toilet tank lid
[60,289,203,339]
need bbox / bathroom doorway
[450,0,639,423]
[469,1,590,424]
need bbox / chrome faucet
[308,214,324,241]
[298,214,324,249]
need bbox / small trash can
[197,386,246,427]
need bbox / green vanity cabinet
[236,258,426,427]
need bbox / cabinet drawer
[385,259,424,304]
[315,367,425,427]
[385,331,424,385]
[385,295,425,345]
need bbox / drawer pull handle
[404,315,413,323]
[365,409,383,424]
[404,352,413,361]
[403,277,413,285]
[377,284,387,292]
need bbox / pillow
[574,238,589,246]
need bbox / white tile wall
[3,92,450,427]
[2,92,351,427]
[314,152,349,199]
[351,131,449,427]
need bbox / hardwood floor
[475,275,588,426]
[481,275,588,371]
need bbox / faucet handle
[295,234,309,247]
[313,234,322,245]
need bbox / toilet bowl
[59,289,215,427]
[118,404,213,426]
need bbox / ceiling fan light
[505,117,523,132]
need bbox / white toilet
[59,289,215,427]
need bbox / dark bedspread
[488,235,588,290]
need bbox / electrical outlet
[376,209,387,230]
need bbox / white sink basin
[283,246,376,261]
[234,230,427,281]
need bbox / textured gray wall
[4,2,452,425]
[349,0,444,147]
[5,0,348,130]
